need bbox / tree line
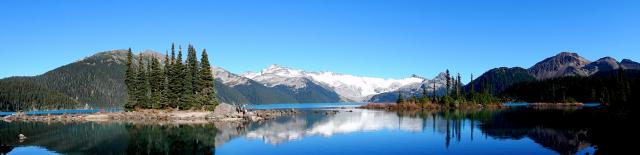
[124,44,218,111]
[502,69,639,107]
[0,77,80,111]
[396,69,500,107]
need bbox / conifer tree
[124,48,136,111]
[149,57,163,109]
[445,69,451,96]
[432,82,437,102]
[160,51,170,108]
[182,71,195,109]
[167,44,179,108]
[456,73,461,98]
[186,45,199,95]
[174,46,186,109]
[470,74,475,94]
[396,93,405,104]
[135,56,150,109]
[197,49,218,110]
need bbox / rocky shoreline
[2,103,297,124]
[359,102,506,111]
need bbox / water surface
[0,103,624,155]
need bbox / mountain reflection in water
[1,107,628,155]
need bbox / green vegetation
[502,69,640,106]
[465,67,536,94]
[124,44,218,111]
[391,69,502,110]
[0,51,130,111]
[0,78,80,111]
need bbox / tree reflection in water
[0,106,632,155]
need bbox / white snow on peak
[241,64,430,101]
[241,64,310,89]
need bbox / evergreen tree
[186,45,199,95]
[445,69,451,96]
[167,44,179,108]
[181,74,195,109]
[432,82,437,102]
[174,46,187,109]
[160,51,170,108]
[421,86,429,103]
[179,45,198,109]
[149,57,163,109]
[135,56,150,109]
[470,74,475,94]
[124,48,136,111]
[456,73,462,98]
[197,49,218,110]
[396,93,405,104]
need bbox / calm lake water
[0,103,627,155]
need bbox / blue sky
[1,0,639,82]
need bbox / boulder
[212,103,243,118]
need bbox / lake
[0,103,628,155]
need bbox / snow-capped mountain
[241,64,447,102]
[242,64,311,89]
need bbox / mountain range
[213,64,450,103]
[1,50,639,110]
[466,52,640,94]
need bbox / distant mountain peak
[211,66,252,87]
[267,64,284,69]
[528,51,591,79]
[239,65,438,101]
[621,59,640,70]
[556,52,580,57]
[621,59,637,63]
[596,56,617,62]
[409,74,424,79]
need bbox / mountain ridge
[2,50,639,110]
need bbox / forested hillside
[0,50,130,111]
[502,69,640,105]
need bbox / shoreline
[359,102,589,111]
[359,102,506,110]
[2,102,594,124]
[2,103,298,124]
[529,102,585,106]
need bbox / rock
[248,116,264,122]
[212,103,242,118]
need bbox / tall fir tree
[432,82,437,100]
[186,45,199,95]
[174,46,187,109]
[470,74,475,94]
[180,45,198,109]
[181,71,195,109]
[149,57,163,109]
[124,48,136,111]
[161,51,170,108]
[456,73,461,98]
[197,49,218,110]
[396,93,405,104]
[168,44,182,109]
[445,69,451,96]
[135,56,150,109]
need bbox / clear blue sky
[1,0,639,83]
